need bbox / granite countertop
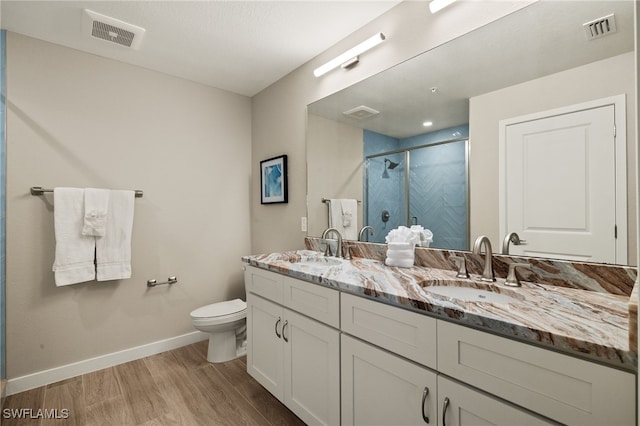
[243,249,637,372]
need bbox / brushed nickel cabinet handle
[275,317,282,338]
[442,397,450,426]
[421,386,430,423]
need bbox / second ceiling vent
[343,105,380,120]
[83,9,146,49]
[583,13,617,41]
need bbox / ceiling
[308,0,635,138]
[1,0,402,97]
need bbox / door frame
[498,94,627,264]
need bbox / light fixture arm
[314,32,386,77]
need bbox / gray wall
[6,33,252,378]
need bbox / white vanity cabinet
[245,266,340,426]
[245,264,636,426]
[340,293,553,425]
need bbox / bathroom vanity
[243,248,637,426]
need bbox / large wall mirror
[306,0,636,266]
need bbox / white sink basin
[296,257,343,267]
[426,285,521,305]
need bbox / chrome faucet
[358,226,375,242]
[502,232,526,255]
[321,228,343,258]
[505,263,532,287]
[472,235,495,282]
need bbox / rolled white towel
[82,188,110,237]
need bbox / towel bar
[30,186,143,198]
[322,198,361,204]
[147,276,178,287]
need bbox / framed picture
[260,154,288,204]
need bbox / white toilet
[190,298,247,363]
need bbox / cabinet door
[284,309,340,426]
[341,334,437,426]
[246,293,284,400]
[437,376,554,426]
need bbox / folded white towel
[328,198,358,240]
[82,188,110,237]
[340,199,357,240]
[96,190,135,281]
[52,188,96,286]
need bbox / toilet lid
[190,298,247,318]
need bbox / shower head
[385,158,400,170]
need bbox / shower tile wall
[364,125,468,249]
[410,141,468,250]
[1,30,6,380]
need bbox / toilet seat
[190,299,247,326]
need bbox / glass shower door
[364,153,406,243]
[408,140,468,250]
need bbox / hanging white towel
[96,190,135,281]
[82,188,110,237]
[52,188,96,286]
[328,198,358,240]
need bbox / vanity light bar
[313,32,386,78]
[429,0,456,14]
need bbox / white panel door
[283,309,340,426]
[501,103,618,262]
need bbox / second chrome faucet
[321,227,343,258]
[472,235,495,282]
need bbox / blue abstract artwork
[260,155,288,204]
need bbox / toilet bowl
[190,298,247,363]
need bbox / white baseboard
[6,331,208,396]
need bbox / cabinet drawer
[244,265,283,303]
[283,276,339,328]
[437,320,636,426]
[341,293,437,368]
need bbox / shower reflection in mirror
[364,125,469,250]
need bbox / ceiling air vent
[343,105,380,120]
[583,14,617,41]
[83,9,146,49]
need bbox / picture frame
[260,154,288,204]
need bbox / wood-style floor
[2,340,306,425]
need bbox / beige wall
[470,52,636,265]
[6,33,252,378]
[306,114,363,237]
[4,0,534,379]
[250,1,532,254]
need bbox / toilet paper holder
[147,276,178,287]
